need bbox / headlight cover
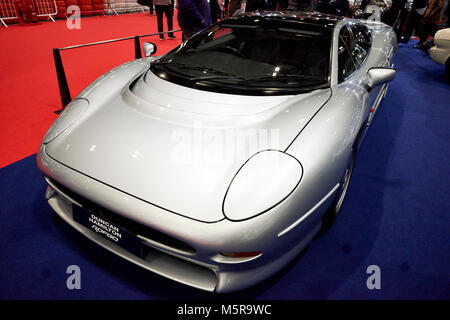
[42,98,88,144]
[223,150,303,221]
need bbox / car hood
[46,71,331,222]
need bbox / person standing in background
[286,0,313,11]
[277,0,289,9]
[315,0,349,15]
[444,0,450,27]
[267,0,277,9]
[228,0,246,15]
[155,0,176,40]
[446,0,450,27]
[415,0,446,49]
[400,0,429,43]
[210,0,221,22]
[384,0,407,27]
[177,0,211,40]
[245,0,270,11]
[223,0,230,16]
[149,0,155,14]
[14,0,38,24]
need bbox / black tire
[318,148,356,235]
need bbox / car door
[349,23,385,125]
[338,23,382,126]
[337,24,357,84]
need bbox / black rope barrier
[53,29,181,110]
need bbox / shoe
[168,35,176,39]
[413,43,424,49]
[159,37,165,40]
[421,44,431,54]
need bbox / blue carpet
[0,41,449,299]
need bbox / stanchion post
[134,36,142,59]
[53,48,72,109]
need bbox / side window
[338,26,356,82]
[349,24,372,67]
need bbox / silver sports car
[38,12,397,293]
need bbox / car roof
[226,11,343,29]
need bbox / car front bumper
[38,144,336,293]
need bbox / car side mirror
[367,67,396,89]
[143,42,157,57]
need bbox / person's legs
[402,10,422,42]
[429,24,438,38]
[415,23,437,52]
[384,0,403,26]
[422,24,438,50]
[224,0,229,15]
[396,7,409,39]
[149,0,154,14]
[155,5,164,39]
[416,23,426,44]
[165,5,175,38]
[418,23,435,44]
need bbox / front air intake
[46,178,196,255]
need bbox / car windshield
[149,18,332,95]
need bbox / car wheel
[317,148,356,235]
[445,58,450,83]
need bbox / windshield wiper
[152,60,235,78]
[190,74,249,81]
[152,61,324,85]
[237,74,323,83]
[192,73,322,83]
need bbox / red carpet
[0,12,181,168]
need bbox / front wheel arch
[316,145,357,236]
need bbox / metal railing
[53,29,181,109]
[34,0,57,22]
[1,0,153,26]
[0,0,17,27]
[64,0,110,18]
[108,0,147,15]
[0,0,57,27]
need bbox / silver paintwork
[367,67,396,88]
[38,17,397,293]
[143,42,157,58]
